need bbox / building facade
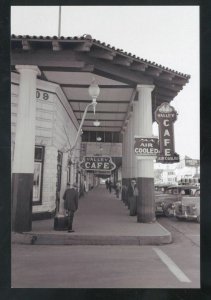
[11,34,190,231]
[11,72,81,222]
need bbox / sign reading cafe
[155,102,180,163]
[79,156,116,172]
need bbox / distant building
[154,156,200,185]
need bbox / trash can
[54,214,68,231]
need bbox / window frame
[33,145,45,206]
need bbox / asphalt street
[12,217,200,288]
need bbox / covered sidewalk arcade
[11,34,190,232]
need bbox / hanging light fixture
[93,120,100,127]
[96,136,102,142]
[93,105,100,127]
[88,78,100,114]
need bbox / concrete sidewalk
[12,185,172,245]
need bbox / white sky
[11,6,199,159]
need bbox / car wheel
[197,215,200,223]
[164,204,174,217]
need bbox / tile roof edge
[11,34,191,79]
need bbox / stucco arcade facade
[11,34,190,232]
[11,72,83,222]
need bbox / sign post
[155,102,180,163]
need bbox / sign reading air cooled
[134,137,159,156]
[155,102,180,163]
[79,156,116,171]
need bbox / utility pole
[58,6,61,38]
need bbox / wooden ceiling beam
[82,126,121,132]
[157,89,178,98]
[68,99,130,104]
[52,40,62,51]
[76,52,153,85]
[83,120,123,124]
[112,55,133,67]
[81,64,95,72]
[155,94,173,102]
[121,89,137,130]
[129,62,147,71]
[11,49,76,67]
[145,67,162,77]
[22,39,31,50]
[171,76,189,85]
[62,84,132,88]
[82,125,122,128]
[89,49,116,60]
[39,65,86,72]
[73,41,93,52]
[78,118,124,121]
[155,80,183,92]
[39,71,48,81]
[74,110,126,114]
[158,72,175,80]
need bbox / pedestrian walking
[108,179,112,193]
[121,184,128,205]
[63,182,79,232]
[115,181,121,198]
[127,179,138,216]
[105,179,109,189]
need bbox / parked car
[173,189,200,223]
[155,185,199,217]
[154,184,173,195]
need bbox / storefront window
[96,131,104,142]
[33,146,45,205]
[57,151,63,192]
[90,131,96,142]
[113,132,120,143]
[105,132,112,143]
[81,131,89,142]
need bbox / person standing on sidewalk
[127,179,138,216]
[63,183,78,232]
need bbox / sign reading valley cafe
[155,102,179,163]
[79,156,116,172]
[134,102,180,164]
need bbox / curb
[12,232,172,246]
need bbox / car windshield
[182,189,191,195]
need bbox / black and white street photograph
[10,5,200,289]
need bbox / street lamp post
[54,79,100,231]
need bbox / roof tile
[11,33,190,78]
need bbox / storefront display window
[56,151,63,192]
[33,146,45,205]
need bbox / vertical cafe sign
[155,102,180,163]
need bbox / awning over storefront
[11,34,190,133]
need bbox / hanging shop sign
[185,158,200,167]
[79,156,116,172]
[94,170,111,176]
[134,137,159,156]
[155,102,180,163]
